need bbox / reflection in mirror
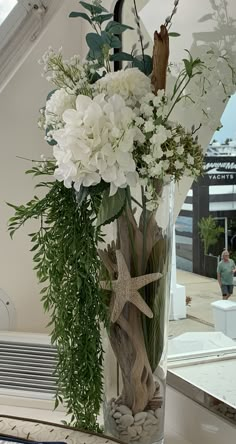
[119,0,236,424]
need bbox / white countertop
[171,358,236,408]
[0,404,191,443]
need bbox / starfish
[100,250,162,323]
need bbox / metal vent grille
[0,340,57,395]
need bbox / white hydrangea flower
[45,89,76,127]
[95,68,151,105]
[52,93,139,196]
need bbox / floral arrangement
[8,0,235,440]
[39,44,203,211]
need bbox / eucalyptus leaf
[86,32,104,51]
[101,30,111,45]
[133,54,152,76]
[110,52,134,62]
[105,20,134,34]
[109,35,121,49]
[92,13,113,24]
[69,11,92,23]
[80,0,108,14]
[168,32,181,37]
[87,49,100,61]
[97,188,126,227]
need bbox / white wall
[0,0,87,332]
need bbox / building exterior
[176,143,236,276]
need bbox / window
[0,1,62,90]
[0,0,18,26]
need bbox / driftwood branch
[151,25,169,94]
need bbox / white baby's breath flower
[144,120,155,133]
[174,160,184,169]
[187,154,194,165]
[184,168,192,176]
[174,135,181,144]
[134,128,145,144]
[162,160,170,171]
[152,146,163,159]
[135,116,145,126]
[140,103,153,117]
[142,92,155,104]
[153,90,165,107]
[142,154,153,165]
[139,176,148,187]
[150,125,171,146]
[176,145,184,155]
[165,149,173,158]
[149,163,162,177]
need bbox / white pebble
[128,426,137,438]
[131,435,140,441]
[143,422,154,432]
[120,430,129,436]
[146,413,158,424]
[134,418,146,426]
[117,405,133,415]
[120,414,135,427]
[134,425,143,435]
[134,412,147,422]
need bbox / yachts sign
[202,156,236,185]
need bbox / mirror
[119,0,236,423]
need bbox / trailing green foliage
[8,167,108,431]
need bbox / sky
[0,0,17,26]
[212,93,236,143]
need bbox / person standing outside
[217,250,236,300]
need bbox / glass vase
[101,182,174,444]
